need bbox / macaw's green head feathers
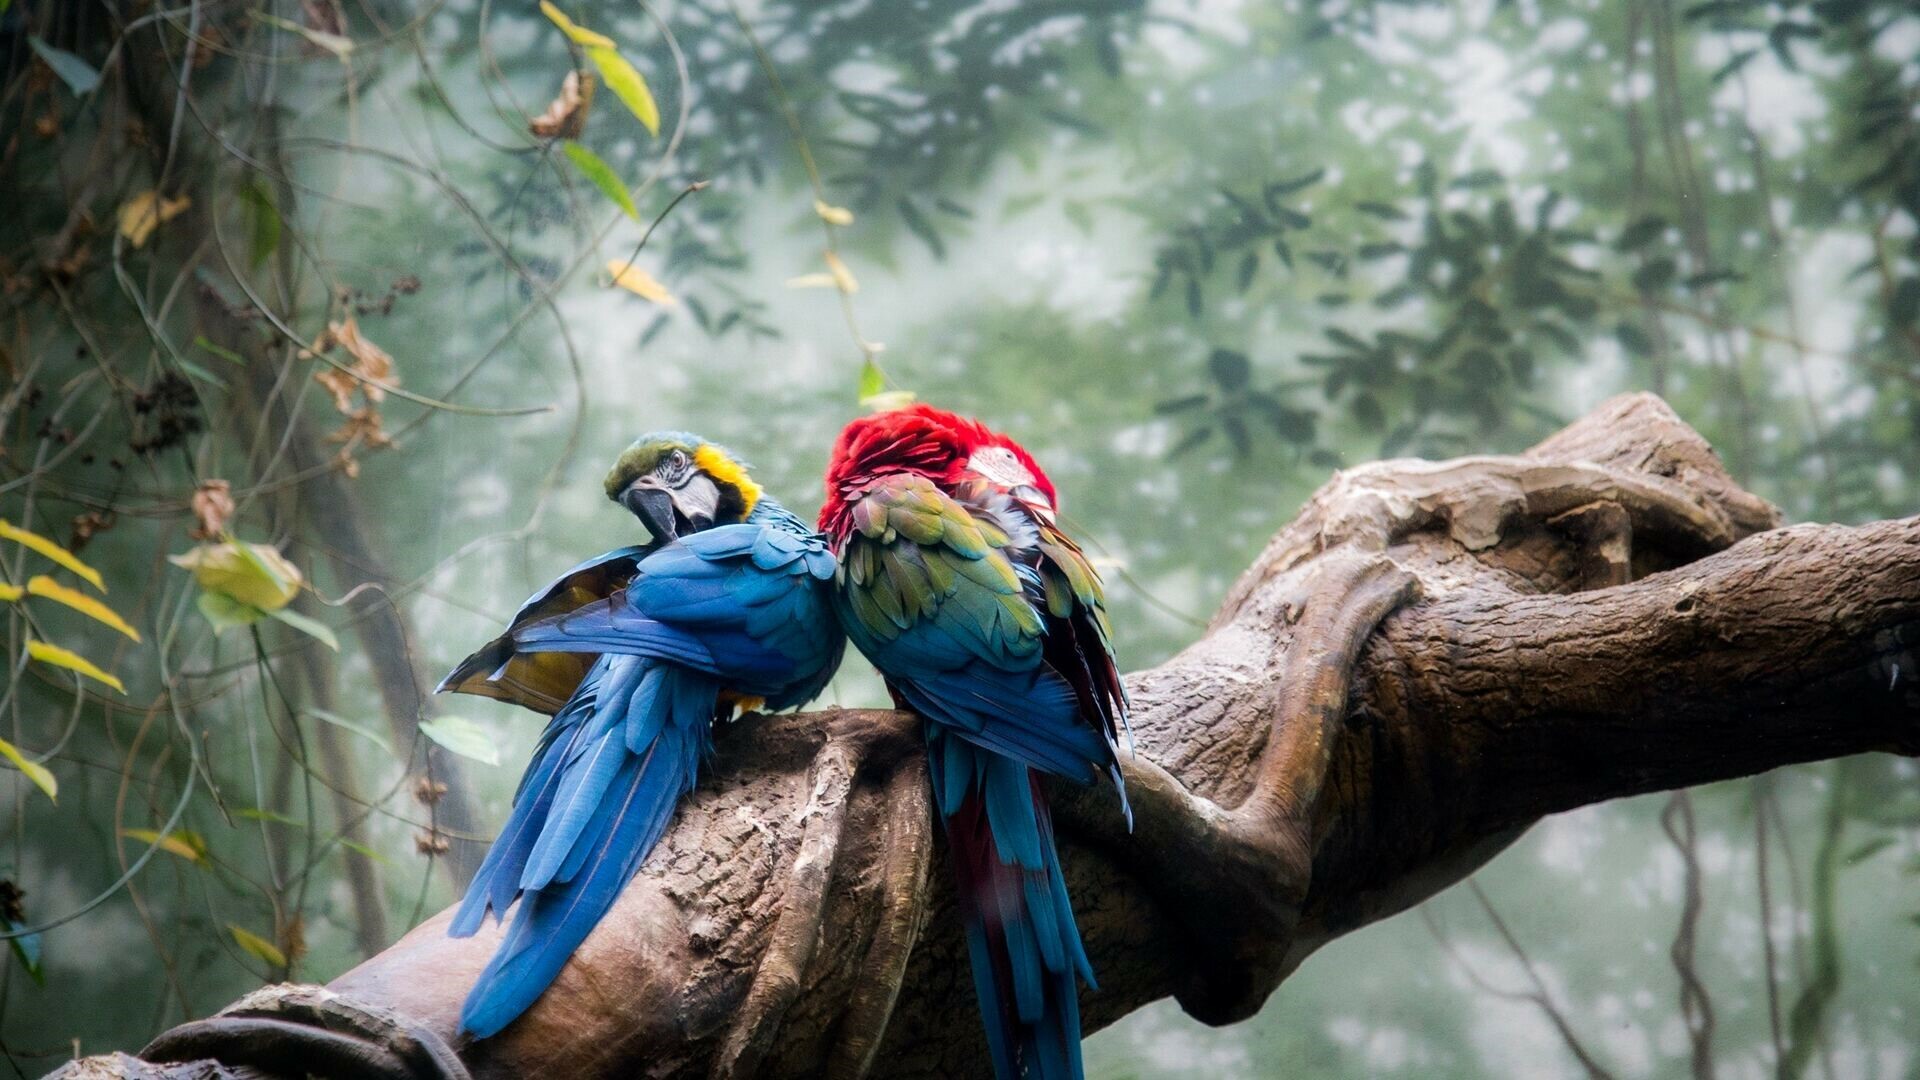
[604,432,763,541]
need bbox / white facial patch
[967,446,1034,490]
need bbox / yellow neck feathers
[694,444,761,517]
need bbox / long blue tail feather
[452,654,714,1038]
[931,731,1091,1080]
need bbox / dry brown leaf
[327,316,395,400]
[68,510,114,553]
[326,407,393,449]
[530,70,594,140]
[305,315,399,478]
[118,191,191,249]
[189,479,235,541]
[309,315,397,410]
[314,366,358,412]
[282,915,308,966]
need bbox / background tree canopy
[1,0,1917,1076]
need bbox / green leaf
[266,606,339,651]
[306,709,393,754]
[1633,258,1677,294]
[586,45,659,136]
[1354,201,1407,221]
[1352,393,1386,429]
[241,180,282,269]
[1207,349,1251,391]
[0,735,56,804]
[419,716,501,766]
[1615,215,1668,252]
[197,590,265,633]
[1890,277,1920,326]
[1615,321,1655,358]
[1,913,43,986]
[337,838,390,866]
[193,336,248,366]
[1267,168,1326,196]
[228,924,286,968]
[897,198,945,260]
[562,141,639,222]
[1846,836,1895,865]
[176,358,229,390]
[1236,251,1260,293]
[28,38,100,96]
[857,358,886,402]
[1450,169,1505,190]
[1168,425,1215,457]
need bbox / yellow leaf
[0,735,55,804]
[0,519,104,591]
[824,251,859,294]
[25,640,124,694]
[121,828,205,863]
[586,45,659,136]
[168,542,302,612]
[786,273,837,289]
[862,390,918,413]
[228,924,287,968]
[0,583,20,602]
[117,190,191,249]
[26,576,140,642]
[539,2,615,49]
[813,199,854,226]
[606,260,676,306]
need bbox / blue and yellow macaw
[438,433,843,1038]
[818,404,1128,1080]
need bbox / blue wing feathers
[447,503,842,1038]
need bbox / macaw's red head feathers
[818,404,1059,535]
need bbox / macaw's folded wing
[835,475,1112,783]
[438,545,655,715]
[511,523,843,708]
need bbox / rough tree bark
[54,394,1920,1080]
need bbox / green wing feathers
[840,476,1042,661]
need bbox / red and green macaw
[819,404,1128,1080]
[438,433,843,1038]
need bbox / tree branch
[59,394,1920,1080]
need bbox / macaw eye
[670,450,689,470]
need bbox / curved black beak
[621,485,679,542]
